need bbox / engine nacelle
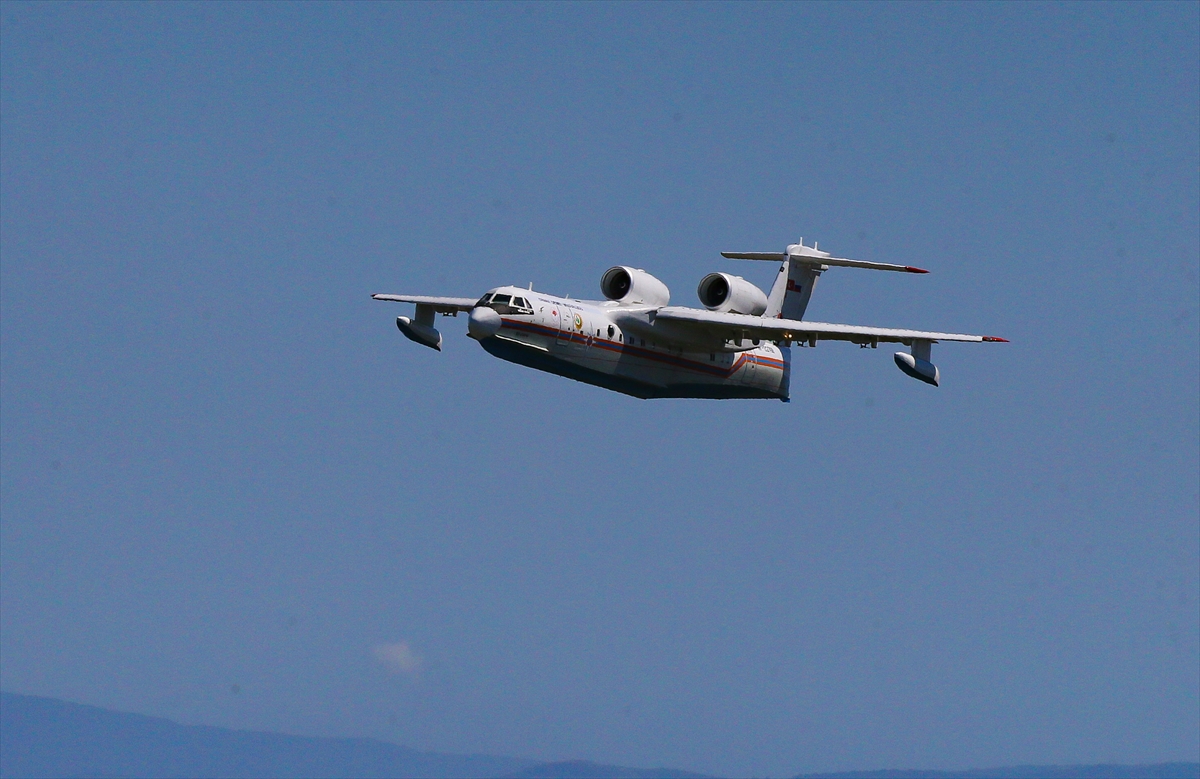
[600,266,671,307]
[696,272,769,316]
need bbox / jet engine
[600,266,671,307]
[696,272,768,316]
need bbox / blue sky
[1,3,1197,776]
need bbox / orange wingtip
[982,336,1009,342]
[904,266,930,274]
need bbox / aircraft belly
[487,317,788,400]
[479,335,657,398]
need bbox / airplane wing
[371,294,477,314]
[654,306,1007,345]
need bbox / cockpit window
[477,292,534,315]
[481,293,534,315]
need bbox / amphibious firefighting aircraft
[372,240,1007,400]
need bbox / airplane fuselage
[467,286,790,400]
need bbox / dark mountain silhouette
[794,763,1200,779]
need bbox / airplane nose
[467,306,502,340]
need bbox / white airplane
[372,241,1007,400]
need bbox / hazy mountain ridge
[0,691,534,779]
[503,760,708,779]
[1,692,1195,779]
[0,692,711,779]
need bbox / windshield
[478,293,533,315]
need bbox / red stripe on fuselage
[498,318,785,378]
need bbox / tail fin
[763,257,822,320]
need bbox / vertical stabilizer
[763,257,821,320]
[764,260,790,317]
[781,260,821,320]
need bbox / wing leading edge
[654,307,1008,345]
[371,294,477,313]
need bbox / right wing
[371,294,477,314]
[654,306,1007,345]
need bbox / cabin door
[556,307,570,346]
[743,352,760,385]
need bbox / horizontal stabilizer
[721,252,788,261]
[722,244,929,274]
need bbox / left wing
[371,294,476,314]
[654,307,1007,345]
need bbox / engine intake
[697,272,768,316]
[601,266,671,307]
